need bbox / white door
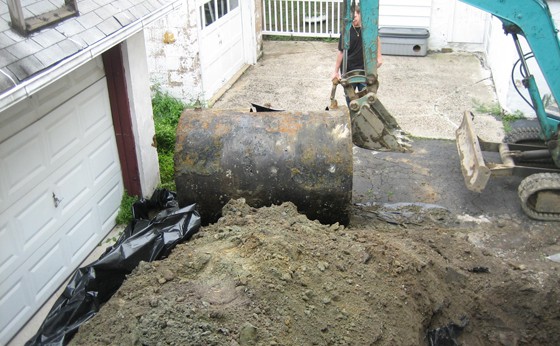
[447,0,488,44]
[0,60,123,344]
[199,0,245,100]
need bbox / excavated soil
[70,199,560,346]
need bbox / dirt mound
[70,199,560,345]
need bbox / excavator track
[518,172,560,221]
[504,126,556,166]
[504,126,543,145]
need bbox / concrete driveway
[214,40,501,141]
[213,40,532,221]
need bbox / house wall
[379,0,432,28]
[122,32,161,197]
[486,16,519,114]
[243,0,262,62]
[144,0,262,105]
[145,2,203,105]
[486,0,560,116]
[428,0,455,49]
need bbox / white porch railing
[262,0,344,38]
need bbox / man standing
[331,5,382,94]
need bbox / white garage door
[199,0,245,100]
[0,59,123,344]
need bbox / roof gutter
[0,0,182,114]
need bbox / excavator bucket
[455,111,491,192]
[349,92,412,152]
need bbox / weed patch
[473,100,525,133]
[116,191,139,225]
[151,87,186,191]
[473,100,502,117]
[500,110,525,132]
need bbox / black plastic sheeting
[427,316,469,346]
[25,189,201,346]
[249,103,283,112]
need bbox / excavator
[339,0,560,221]
[454,0,560,221]
[174,0,560,224]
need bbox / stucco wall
[145,2,203,105]
[144,0,262,106]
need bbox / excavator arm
[346,0,560,220]
[339,0,410,152]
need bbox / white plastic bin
[379,27,430,57]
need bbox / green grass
[151,86,187,191]
[473,100,525,133]
[500,110,525,133]
[473,100,502,117]
[152,88,185,152]
[116,191,139,225]
[158,152,176,191]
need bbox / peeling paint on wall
[145,1,262,106]
[145,2,203,105]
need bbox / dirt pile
[71,199,560,345]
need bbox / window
[7,0,79,35]
[217,0,227,18]
[203,1,216,27]
[200,0,237,28]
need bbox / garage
[199,0,246,100]
[0,58,123,343]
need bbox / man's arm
[331,50,344,81]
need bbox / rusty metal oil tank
[174,108,353,225]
